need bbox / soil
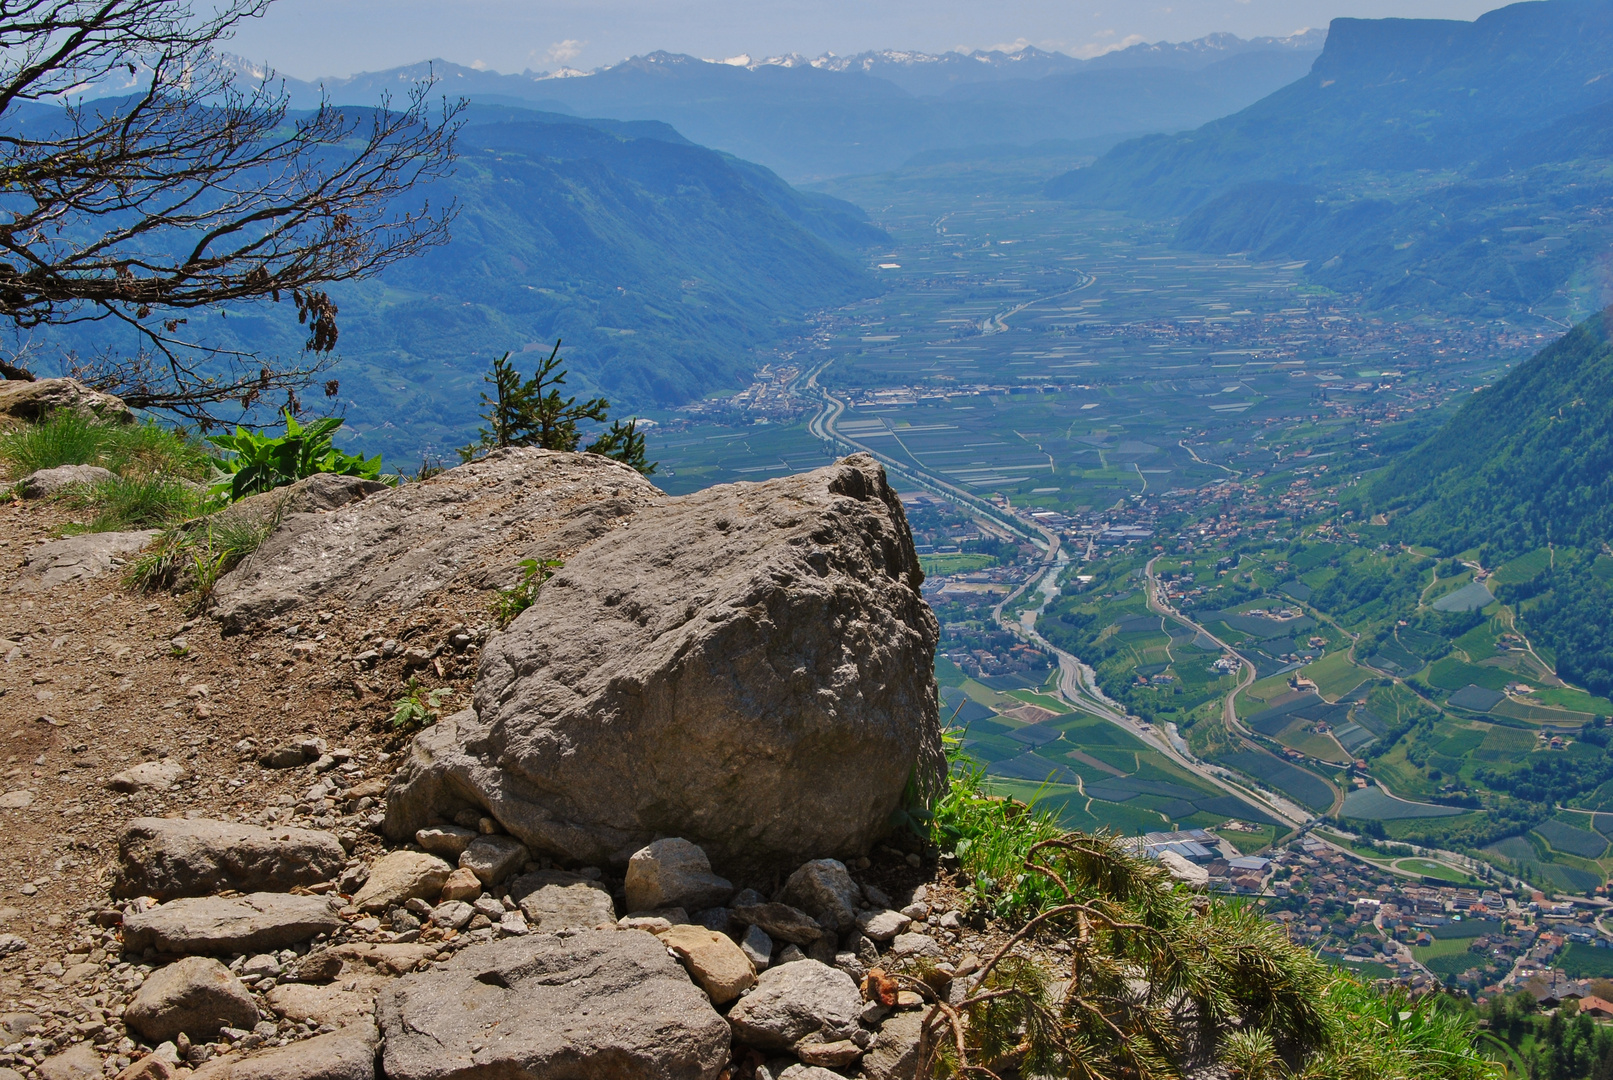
[0,496,484,1043]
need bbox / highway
[801,357,1309,832]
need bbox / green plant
[208,411,384,501]
[492,557,561,627]
[126,511,276,609]
[0,410,107,474]
[0,412,215,482]
[391,680,453,732]
[932,756,1067,921]
[63,475,212,533]
[459,342,657,474]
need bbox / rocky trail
[0,435,974,1080]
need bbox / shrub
[208,412,384,501]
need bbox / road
[802,358,1309,832]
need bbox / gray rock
[889,933,944,959]
[16,530,157,591]
[384,455,944,872]
[214,473,390,535]
[350,851,453,912]
[0,377,131,425]
[0,1011,41,1041]
[36,1043,101,1080]
[377,928,729,1080]
[458,834,529,885]
[726,959,863,1053]
[15,464,114,498]
[259,738,325,769]
[430,901,475,931]
[124,956,259,1043]
[122,894,342,955]
[211,447,662,632]
[414,825,477,858]
[779,859,861,931]
[777,1069,843,1080]
[862,1011,924,1080]
[189,1023,377,1080]
[775,944,806,965]
[513,873,616,932]
[624,839,732,913]
[107,760,187,794]
[113,818,346,901]
[732,902,823,945]
[858,909,912,942]
[740,924,773,972]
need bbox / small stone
[438,866,482,902]
[779,859,861,931]
[740,924,773,971]
[496,910,529,936]
[124,956,259,1044]
[775,943,806,965]
[896,990,924,1008]
[107,760,187,794]
[429,901,474,931]
[732,902,822,945]
[413,825,476,858]
[727,959,863,1052]
[458,835,529,885]
[858,909,911,942]
[777,1068,842,1080]
[37,1042,102,1080]
[938,910,962,929]
[657,924,756,1004]
[122,893,342,955]
[512,873,616,932]
[889,932,944,959]
[899,902,928,921]
[862,1011,924,1080]
[0,789,33,809]
[351,852,453,912]
[623,838,733,912]
[241,953,283,979]
[796,1040,863,1067]
[287,950,344,984]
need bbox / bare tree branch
[0,0,461,423]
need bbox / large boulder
[376,929,728,1080]
[209,448,663,631]
[122,893,342,955]
[385,455,943,872]
[114,818,347,900]
[0,377,131,425]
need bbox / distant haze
[231,0,1504,80]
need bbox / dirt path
[0,498,484,1027]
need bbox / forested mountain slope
[1375,306,1613,694]
[26,106,885,461]
[1048,0,1613,317]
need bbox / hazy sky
[229,0,1508,79]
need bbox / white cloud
[545,39,584,64]
[1070,32,1145,58]
[469,59,488,70]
